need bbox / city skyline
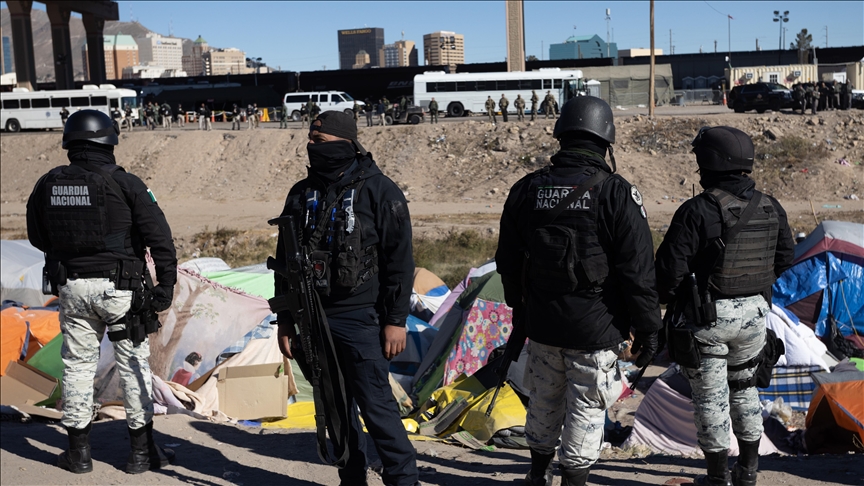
[2,1,862,73]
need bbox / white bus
[1,84,139,132]
[413,68,585,117]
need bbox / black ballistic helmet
[61,109,119,149]
[691,126,754,173]
[553,96,615,144]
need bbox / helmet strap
[608,145,617,173]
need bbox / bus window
[506,80,519,90]
[310,95,318,102]
[32,98,49,108]
[91,96,108,107]
[542,80,552,89]
[121,96,138,108]
[110,98,119,108]
[52,97,70,107]
[553,80,563,89]
[426,83,438,92]
[3,99,20,109]
[475,81,485,91]
[456,82,468,92]
[440,82,456,92]
[70,97,89,107]
[20,99,31,108]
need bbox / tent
[623,366,780,456]
[1,240,51,307]
[410,268,451,323]
[410,261,511,404]
[0,302,61,376]
[773,221,864,342]
[804,369,864,454]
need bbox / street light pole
[773,10,789,64]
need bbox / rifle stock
[485,318,527,417]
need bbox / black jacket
[26,148,178,287]
[273,153,414,326]
[654,174,795,304]
[496,151,663,350]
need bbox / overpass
[6,0,118,91]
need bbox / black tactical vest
[706,188,779,297]
[302,179,378,296]
[42,165,130,256]
[525,167,610,295]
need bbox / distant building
[338,28,384,70]
[353,50,371,69]
[550,35,617,62]
[203,48,251,76]
[122,65,189,79]
[182,35,210,76]
[619,48,663,58]
[1,35,12,75]
[380,40,418,67]
[84,34,139,80]
[423,31,464,66]
[138,33,183,71]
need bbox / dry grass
[753,134,829,175]
[184,227,277,268]
[413,230,499,289]
[630,118,710,154]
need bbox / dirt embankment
[2,110,862,244]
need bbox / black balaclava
[66,141,116,165]
[307,140,357,183]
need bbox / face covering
[307,140,357,182]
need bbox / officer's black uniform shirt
[26,146,177,287]
[655,173,795,305]
[273,153,413,327]
[497,150,663,350]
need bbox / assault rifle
[485,317,527,417]
[266,215,351,469]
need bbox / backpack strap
[538,170,609,227]
[76,162,132,209]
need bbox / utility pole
[773,10,789,64]
[714,40,718,53]
[669,29,672,55]
[824,25,828,47]
[649,0,655,118]
[605,9,612,58]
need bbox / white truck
[282,91,364,121]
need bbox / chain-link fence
[672,89,723,106]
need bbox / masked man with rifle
[655,126,794,486]
[269,111,419,486]
[26,109,177,475]
[496,97,662,486]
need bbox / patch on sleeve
[630,185,643,206]
[386,200,408,223]
[640,205,647,219]
[147,188,157,203]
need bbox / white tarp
[0,240,47,307]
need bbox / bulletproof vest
[525,167,610,295]
[302,179,378,296]
[705,188,779,297]
[42,165,127,255]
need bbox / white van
[283,91,364,121]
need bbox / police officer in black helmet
[655,127,794,486]
[496,96,663,486]
[26,109,177,475]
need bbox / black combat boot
[559,466,591,486]
[524,448,554,486]
[695,450,732,486]
[126,421,175,474]
[731,439,759,486]
[57,422,93,474]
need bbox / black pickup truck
[728,83,795,113]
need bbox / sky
[9,1,864,72]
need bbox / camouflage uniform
[682,295,767,452]
[530,91,539,121]
[544,93,556,119]
[59,278,154,430]
[485,97,497,123]
[524,341,624,469]
[514,96,526,122]
[428,100,439,124]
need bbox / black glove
[631,330,659,368]
[150,285,174,313]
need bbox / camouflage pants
[487,108,497,123]
[683,295,768,452]
[524,340,624,469]
[58,278,154,430]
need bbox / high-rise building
[84,34,139,80]
[423,31,464,66]
[379,40,418,67]
[549,35,617,61]
[138,33,183,71]
[182,35,210,76]
[1,34,13,75]
[338,28,384,70]
[203,48,251,76]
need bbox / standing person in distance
[428,98,439,124]
[26,110,178,475]
[271,111,419,486]
[655,126,795,486]
[485,96,497,124]
[499,93,510,123]
[530,90,539,121]
[496,97,662,486]
[514,94,526,122]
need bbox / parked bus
[413,68,585,117]
[1,84,139,132]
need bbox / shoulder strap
[76,162,133,209]
[704,188,762,245]
[538,170,609,227]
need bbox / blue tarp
[773,252,864,337]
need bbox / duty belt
[69,268,117,280]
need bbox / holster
[115,260,145,291]
[108,278,160,344]
[42,259,67,296]
[666,302,703,369]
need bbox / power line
[703,1,728,17]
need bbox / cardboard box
[0,360,63,419]
[217,362,289,420]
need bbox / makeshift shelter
[411,262,511,404]
[0,302,60,376]
[1,240,50,307]
[410,268,451,323]
[804,369,864,454]
[203,263,275,300]
[623,366,780,456]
